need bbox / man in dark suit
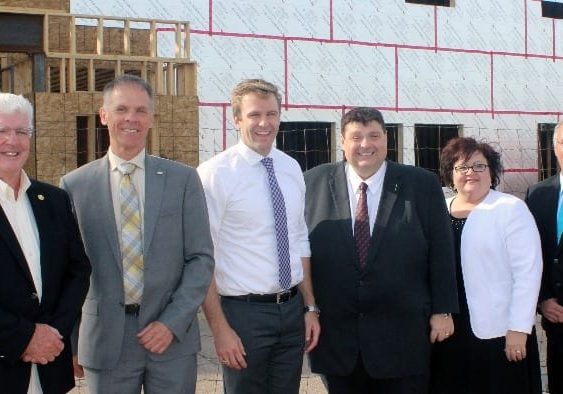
[61,75,214,393]
[0,93,91,393]
[304,107,458,394]
[526,121,563,394]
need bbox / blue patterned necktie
[355,182,370,268]
[261,157,292,289]
[118,162,144,304]
[557,191,563,244]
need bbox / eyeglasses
[0,127,33,139]
[454,163,488,174]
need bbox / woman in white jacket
[430,137,542,394]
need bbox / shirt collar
[0,170,31,202]
[108,148,146,172]
[236,142,278,166]
[346,161,387,195]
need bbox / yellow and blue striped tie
[118,162,144,304]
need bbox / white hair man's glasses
[0,126,33,139]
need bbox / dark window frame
[538,123,558,181]
[414,124,460,182]
[405,0,452,7]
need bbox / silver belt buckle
[276,290,291,304]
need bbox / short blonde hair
[230,79,282,117]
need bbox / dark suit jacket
[0,180,91,394]
[526,174,563,333]
[304,161,458,379]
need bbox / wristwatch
[304,305,321,317]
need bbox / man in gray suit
[60,74,214,393]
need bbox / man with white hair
[0,93,91,393]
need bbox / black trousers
[324,355,428,394]
[220,292,305,394]
[546,326,563,394]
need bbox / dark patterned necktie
[261,157,292,289]
[354,182,370,268]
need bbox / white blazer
[447,189,542,339]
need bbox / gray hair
[0,93,33,127]
[102,74,154,111]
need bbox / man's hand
[214,325,247,370]
[21,324,64,364]
[304,312,320,353]
[540,298,563,323]
[429,313,454,343]
[137,321,174,354]
[505,330,527,362]
[73,355,84,378]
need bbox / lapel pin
[37,194,45,201]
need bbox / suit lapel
[0,198,34,285]
[27,182,49,295]
[96,157,122,270]
[329,162,356,266]
[365,161,400,269]
[143,155,165,253]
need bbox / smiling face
[100,83,154,160]
[341,120,387,179]
[0,111,31,191]
[452,151,492,202]
[234,92,280,156]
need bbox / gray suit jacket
[60,154,214,369]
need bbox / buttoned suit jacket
[60,154,214,370]
[525,174,563,334]
[304,160,458,379]
[0,180,91,394]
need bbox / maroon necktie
[354,182,370,268]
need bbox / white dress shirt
[0,171,42,394]
[198,142,311,296]
[108,148,146,233]
[346,161,387,235]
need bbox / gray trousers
[221,292,305,394]
[84,313,197,394]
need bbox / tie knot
[118,162,137,176]
[359,182,368,193]
[261,157,274,171]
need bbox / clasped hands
[21,323,64,365]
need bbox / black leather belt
[124,303,140,316]
[222,286,298,304]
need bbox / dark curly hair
[440,137,503,190]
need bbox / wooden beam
[88,58,95,91]
[96,17,104,55]
[184,23,190,60]
[59,57,66,93]
[149,21,157,58]
[123,19,131,55]
[68,16,76,92]
[167,63,175,95]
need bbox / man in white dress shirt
[0,93,91,393]
[197,78,320,394]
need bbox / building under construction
[0,0,199,185]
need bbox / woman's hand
[505,330,527,362]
